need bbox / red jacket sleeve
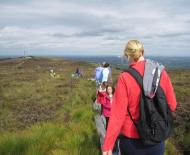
[102,73,128,151]
[160,70,177,112]
[97,91,106,104]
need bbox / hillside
[0,57,100,155]
[0,57,189,155]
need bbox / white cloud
[0,0,190,56]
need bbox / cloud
[0,0,190,56]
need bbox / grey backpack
[143,59,165,98]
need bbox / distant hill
[63,55,190,69]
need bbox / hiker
[97,82,108,115]
[75,67,82,77]
[97,82,108,104]
[50,69,56,78]
[102,40,177,155]
[101,62,112,84]
[94,63,104,87]
[98,85,115,130]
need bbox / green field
[0,57,189,155]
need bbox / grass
[0,123,66,155]
[0,57,100,155]
[168,69,190,102]
[165,139,181,155]
[0,57,189,155]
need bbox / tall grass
[0,121,99,155]
[0,62,100,155]
[165,139,181,155]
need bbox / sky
[0,0,190,56]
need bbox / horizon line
[0,54,190,58]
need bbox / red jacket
[97,91,106,104]
[102,60,177,151]
[97,91,112,117]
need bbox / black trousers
[105,117,109,130]
[119,135,165,155]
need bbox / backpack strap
[124,67,143,88]
[124,67,143,126]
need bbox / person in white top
[101,63,110,83]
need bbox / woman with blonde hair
[102,40,177,155]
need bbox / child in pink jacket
[98,85,115,130]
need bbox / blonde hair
[124,40,144,61]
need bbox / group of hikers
[94,40,177,155]
[94,62,114,129]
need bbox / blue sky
[0,0,190,56]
